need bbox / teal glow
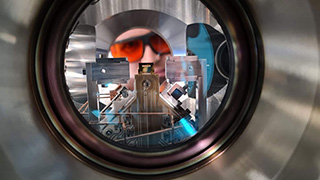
[180,118,197,136]
[187,23,214,90]
[91,110,100,118]
[104,82,112,87]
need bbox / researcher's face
[111,28,171,89]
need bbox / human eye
[122,40,140,50]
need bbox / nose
[140,45,160,63]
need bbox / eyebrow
[112,32,155,44]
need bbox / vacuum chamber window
[64,2,231,150]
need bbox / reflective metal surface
[0,0,320,180]
[65,24,96,103]
[183,1,320,179]
[95,10,187,56]
[0,1,114,179]
[67,0,219,104]
[78,0,220,30]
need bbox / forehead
[115,28,152,41]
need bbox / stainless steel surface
[68,0,218,103]
[78,0,220,30]
[166,56,207,128]
[65,24,96,103]
[181,1,320,180]
[85,58,129,121]
[0,1,115,180]
[78,0,221,54]
[0,0,320,180]
[95,10,188,56]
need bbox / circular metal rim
[34,0,263,178]
[215,40,230,80]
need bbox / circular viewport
[37,0,261,177]
[65,6,230,150]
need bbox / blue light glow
[104,82,112,87]
[180,117,197,136]
[91,110,100,118]
[187,23,214,90]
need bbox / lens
[150,34,170,54]
[61,1,238,177]
[110,39,143,62]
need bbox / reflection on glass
[65,10,230,149]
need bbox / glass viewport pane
[64,4,230,149]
